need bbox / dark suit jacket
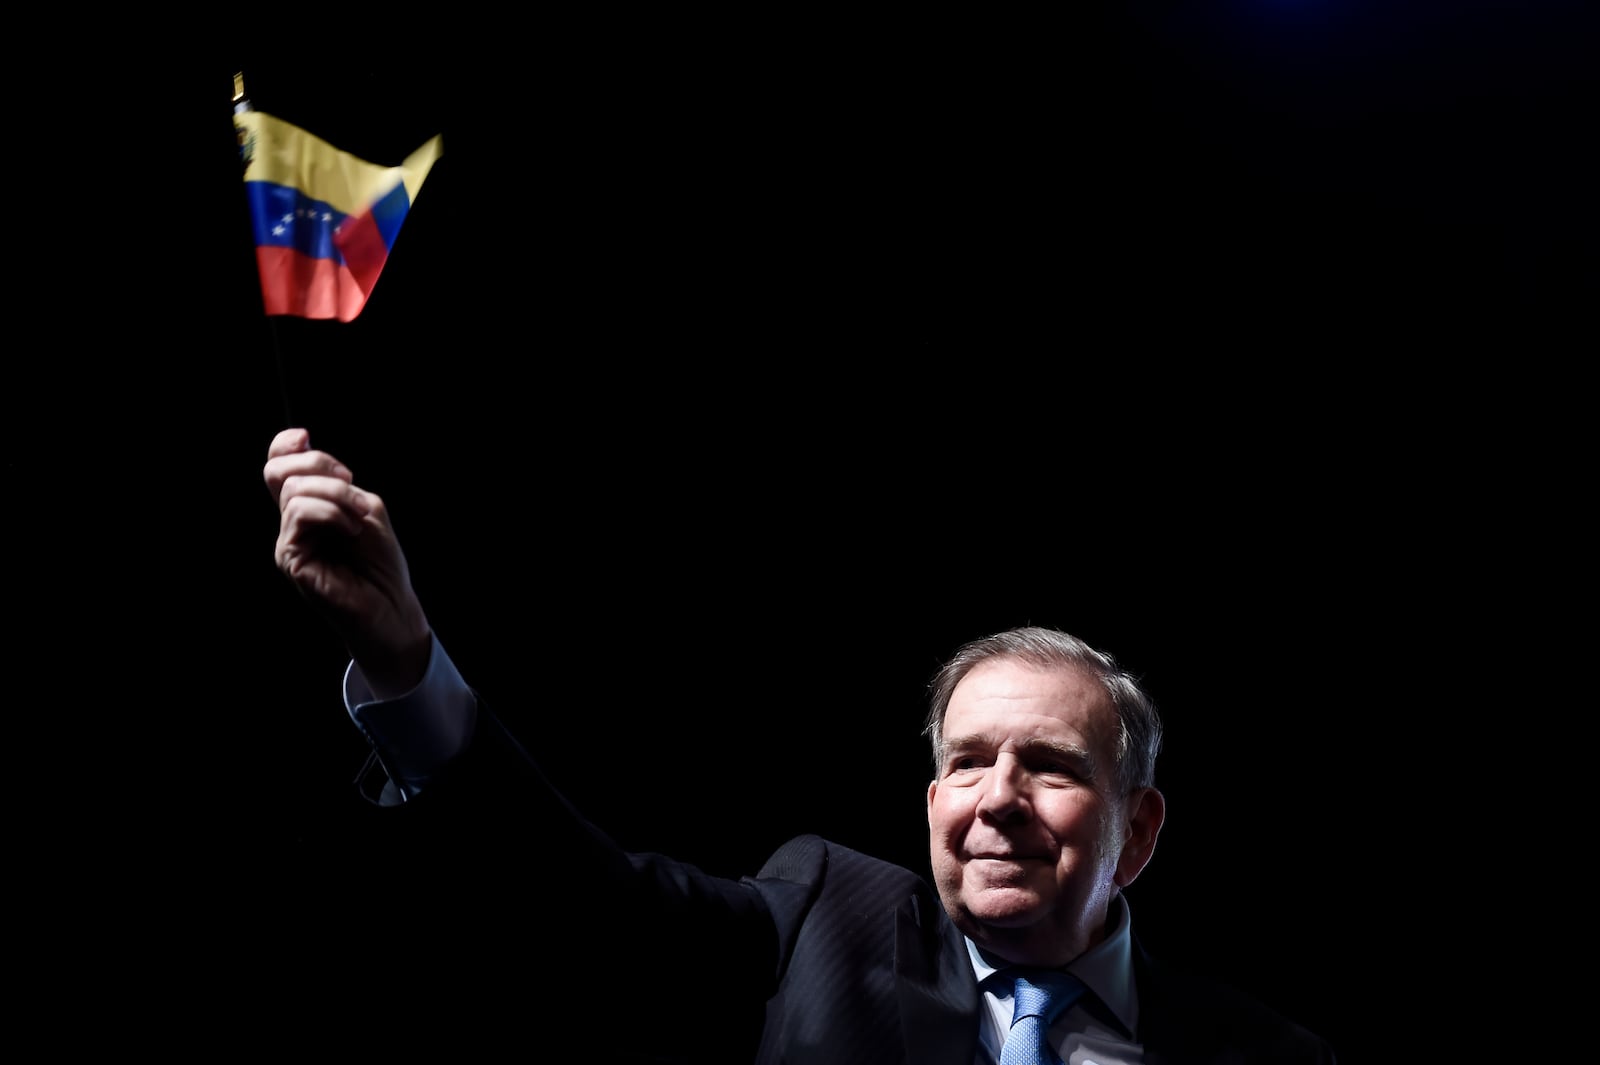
[335,702,1335,1065]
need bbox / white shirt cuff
[343,634,477,801]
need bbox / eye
[1031,757,1082,780]
[948,754,988,775]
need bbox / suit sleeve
[329,689,785,1061]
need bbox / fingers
[267,429,384,579]
[278,477,372,537]
[275,496,345,577]
[264,428,356,506]
[265,428,423,665]
[274,494,370,575]
[273,479,396,586]
[267,426,311,460]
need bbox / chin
[962,887,1050,928]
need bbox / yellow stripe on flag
[237,110,443,216]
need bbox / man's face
[926,657,1159,967]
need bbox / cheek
[926,818,964,886]
[1098,807,1129,857]
[927,793,966,846]
[1039,796,1110,845]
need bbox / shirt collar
[964,891,1140,1038]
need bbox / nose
[975,754,1032,822]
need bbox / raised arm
[264,427,432,699]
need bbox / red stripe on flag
[255,246,369,322]
[333,210,391,299]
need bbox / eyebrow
[942,735,1099,775]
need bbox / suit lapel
[894,893,980,1065]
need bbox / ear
[926,779,938,827]
[1113,786,1166,889]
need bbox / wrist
[353,623,432,701]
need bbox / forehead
[944,657,1114,739]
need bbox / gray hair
[922,626,1164,794]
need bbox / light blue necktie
[998,968,1086,1065]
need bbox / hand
[264,427,431,698]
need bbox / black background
[57,5,1593,1061]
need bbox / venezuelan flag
[235,109,442,322]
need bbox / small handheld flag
[233,74,443,322]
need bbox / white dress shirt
[967,885,1148,1064]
